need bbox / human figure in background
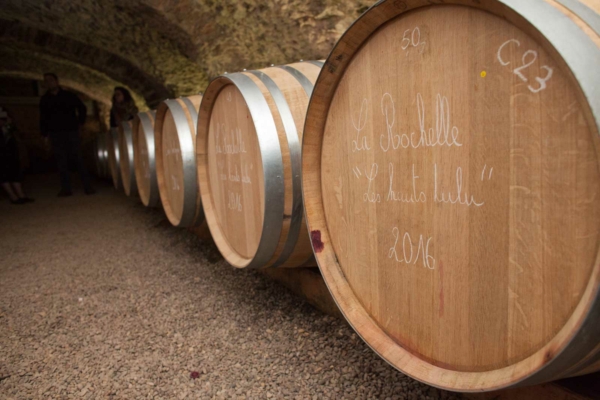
[0,108,34,205]
[110,87,138,128]
[40,73,95,197]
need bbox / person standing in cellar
[40,73,95,197]
[110,87,138,128]
[0,107,34,205]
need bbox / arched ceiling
[0,19,168,106]
[0,45,145,108]
[0,0,368,109]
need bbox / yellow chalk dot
[480,71,487,78]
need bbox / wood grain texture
[133,110,157,207]
[197,62,321,269]
[155,95,203,227]
[207,83,264,259]
[118,120,136,196]
[107,128,121,190]
[263,62,321,268]
[302,0,600,391]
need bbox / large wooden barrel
[118,120,137,197]
[155,95,203,227]
[133,110,160,207]
[197,61,323,269]
[302,0,600,392]
[107,127,121,190]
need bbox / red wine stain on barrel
[311,230,324,253]
[439,261,444,318]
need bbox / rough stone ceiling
[0,45,145,107]
[1,0,369,108]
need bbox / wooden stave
[107,127,122,190]
[133,110,160,207]
[118,120,137,197]
[198,74,283,269]
[197,62,321,269]
[154,95,203,227]
[269,62,320,268]
[300,0,600,392]
[248,66,318,268]
[196,66,299,269]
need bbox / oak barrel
[196,61,323,269]
[107,127,121,190]
[118,120,137,197]
[94,132,109,179]
[155,95,203,227]
[133,110,159,207]
[101,133,109,179]
[302,0,600,392]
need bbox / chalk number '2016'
[388,228,435,270]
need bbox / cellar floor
[0,175,463,399]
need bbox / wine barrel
[118,120,137,196]
[94,132,108,178]
[92,135,100,177]
[100,133,109,178]
[133,110,160,207]
[107,127,121,190]
[302,0,600,392]
[155,95,203,227]
[197,61,323,269]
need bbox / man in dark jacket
[40,73,94,196]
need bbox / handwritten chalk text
[388,228,435,269]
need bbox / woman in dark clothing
[109,87,138,128]
[0,108,34,205]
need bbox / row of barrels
[95,61,322,268]
[92,0,600,393]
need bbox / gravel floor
[0,176,465,399]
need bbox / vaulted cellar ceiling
[0,0,369,108]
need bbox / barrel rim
[102,133,109,178]
[108,127,122,190]
[301,0,600,392]
[249,68,313,268]
[155,97,201,227]
[307,60,325,68]
[556,0,600,36]
[118,120,137,197]
[98,131,109,179]
[277,65,314,98]
[196,73,285,269]
[133,110,159,207]
[93,136,101,177]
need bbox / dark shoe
[57,190,73,197]
[10,198,27,205]
[84,188,96,195]
[20,197,35,203]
